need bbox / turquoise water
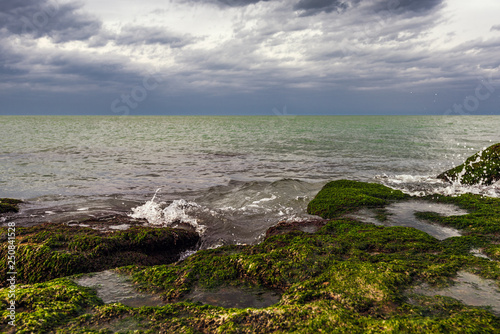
[1,115,498,198]
[1,115,499,246]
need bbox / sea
[1,115,499,249]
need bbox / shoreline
[1,178,500,332]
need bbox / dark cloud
[113,25,193,48]
[187,0,270,7]
[491,24,500,32]
[294,0,443,17]
[0,0,101,43]
[294,0,354,16]
[371,0,444,16]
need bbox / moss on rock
[0,222,199,286]
[2,181,500,333]
[438,143,500,185]
[0,198,23,214]
[307,180,408,219]
[0,278,102,333]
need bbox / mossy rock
[12,213,494,333]
[2,181,500,333]
[0,223,199,286]
[438,143,500,185]
[0,278,102,333]
[0,198,23,214]
[307,179,409,219]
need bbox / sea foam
[129,189,207,234]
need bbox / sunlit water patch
[347,200,467,240]
[409,271,500,315]
[74,270,163,307]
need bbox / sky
[0,0,499,115]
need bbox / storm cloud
[0,0,499,115]
[0,0,102,42]
[113,25,194,48]
[187,0,270,7]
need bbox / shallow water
[347,200,467,240]
[184,286,281,309]
[410,271,500,315]
[74,270,163,307]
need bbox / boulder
[438,143,500,185]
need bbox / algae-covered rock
[438,143,500,185]
[307,179,408,219]
[0,198,22,214]
[0,278,102,333]
[2,181,500,333]
[0,222,199,286]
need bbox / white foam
[251,195,277,205]
[109,224,130,230]
[129,190,207,235]
[378,174,500,198]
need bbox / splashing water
[127,179,323,249]
[129,189,207,235]
[378,174,500,198]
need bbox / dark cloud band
[0,0,101,42]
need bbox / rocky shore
[1,147,499,333]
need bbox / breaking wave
[128,179,324,249]
[377,174,500,198]
[129,189,208,235]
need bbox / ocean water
[1,115,499,248]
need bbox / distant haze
[1,0,499,115]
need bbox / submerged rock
[438,143,500,185]
[265,218,327,238]
[0,198,22,214]
[0,219,199,286]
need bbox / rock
[0,218,199,286]
[438,143,500,185]
[307,179,408,219]
[265,219,327,238]
[3,181,500,333]
[0,198,23,214]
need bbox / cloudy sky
[1,0,499,115]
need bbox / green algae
[2,180,500,333]
[0,278,103,333]
[0,223,199,286]
[438,143,500,185]
[307,180,408,219]
[0,198,22,214]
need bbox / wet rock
[0,217,199,286]
[183,285,281,308]
[0,198,22,214]
[307,179,408,219]
[265,219,327,238]
[438,143,500,185]
[3,181,500,333]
